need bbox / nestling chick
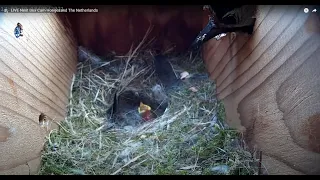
[138,102,153,121]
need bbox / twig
[69,74,76,116]
[111,153,147,175]
[26,162,31,175]
[121,25,154,80]
[258,151,263,175]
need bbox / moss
[155,164,176,175]
[39,156,76,175]
[217,100,226,123]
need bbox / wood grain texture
[66,5,205,56]
[202,5,320,174]
[0,13,77,174]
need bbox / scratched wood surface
[202,5,320,174]
[0,13,77,174]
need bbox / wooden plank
[203,5,320,174]
[0,13,77,174]
[67,5,204,55]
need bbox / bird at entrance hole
[191,5,256,50]
[138,102,153,121]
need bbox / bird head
[138,102,152,121]
[138,102,151,114]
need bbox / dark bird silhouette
[153,55,180,89]
[106,55,180,124]
[191,5,257,50]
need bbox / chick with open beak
[138,102,153,121]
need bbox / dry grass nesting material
[39,28,264,175]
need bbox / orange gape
[138,102,152,121]
[142,110,152,121]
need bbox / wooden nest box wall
[202,5,320,174]
[0,12,77,174]
[0,5,319,175]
